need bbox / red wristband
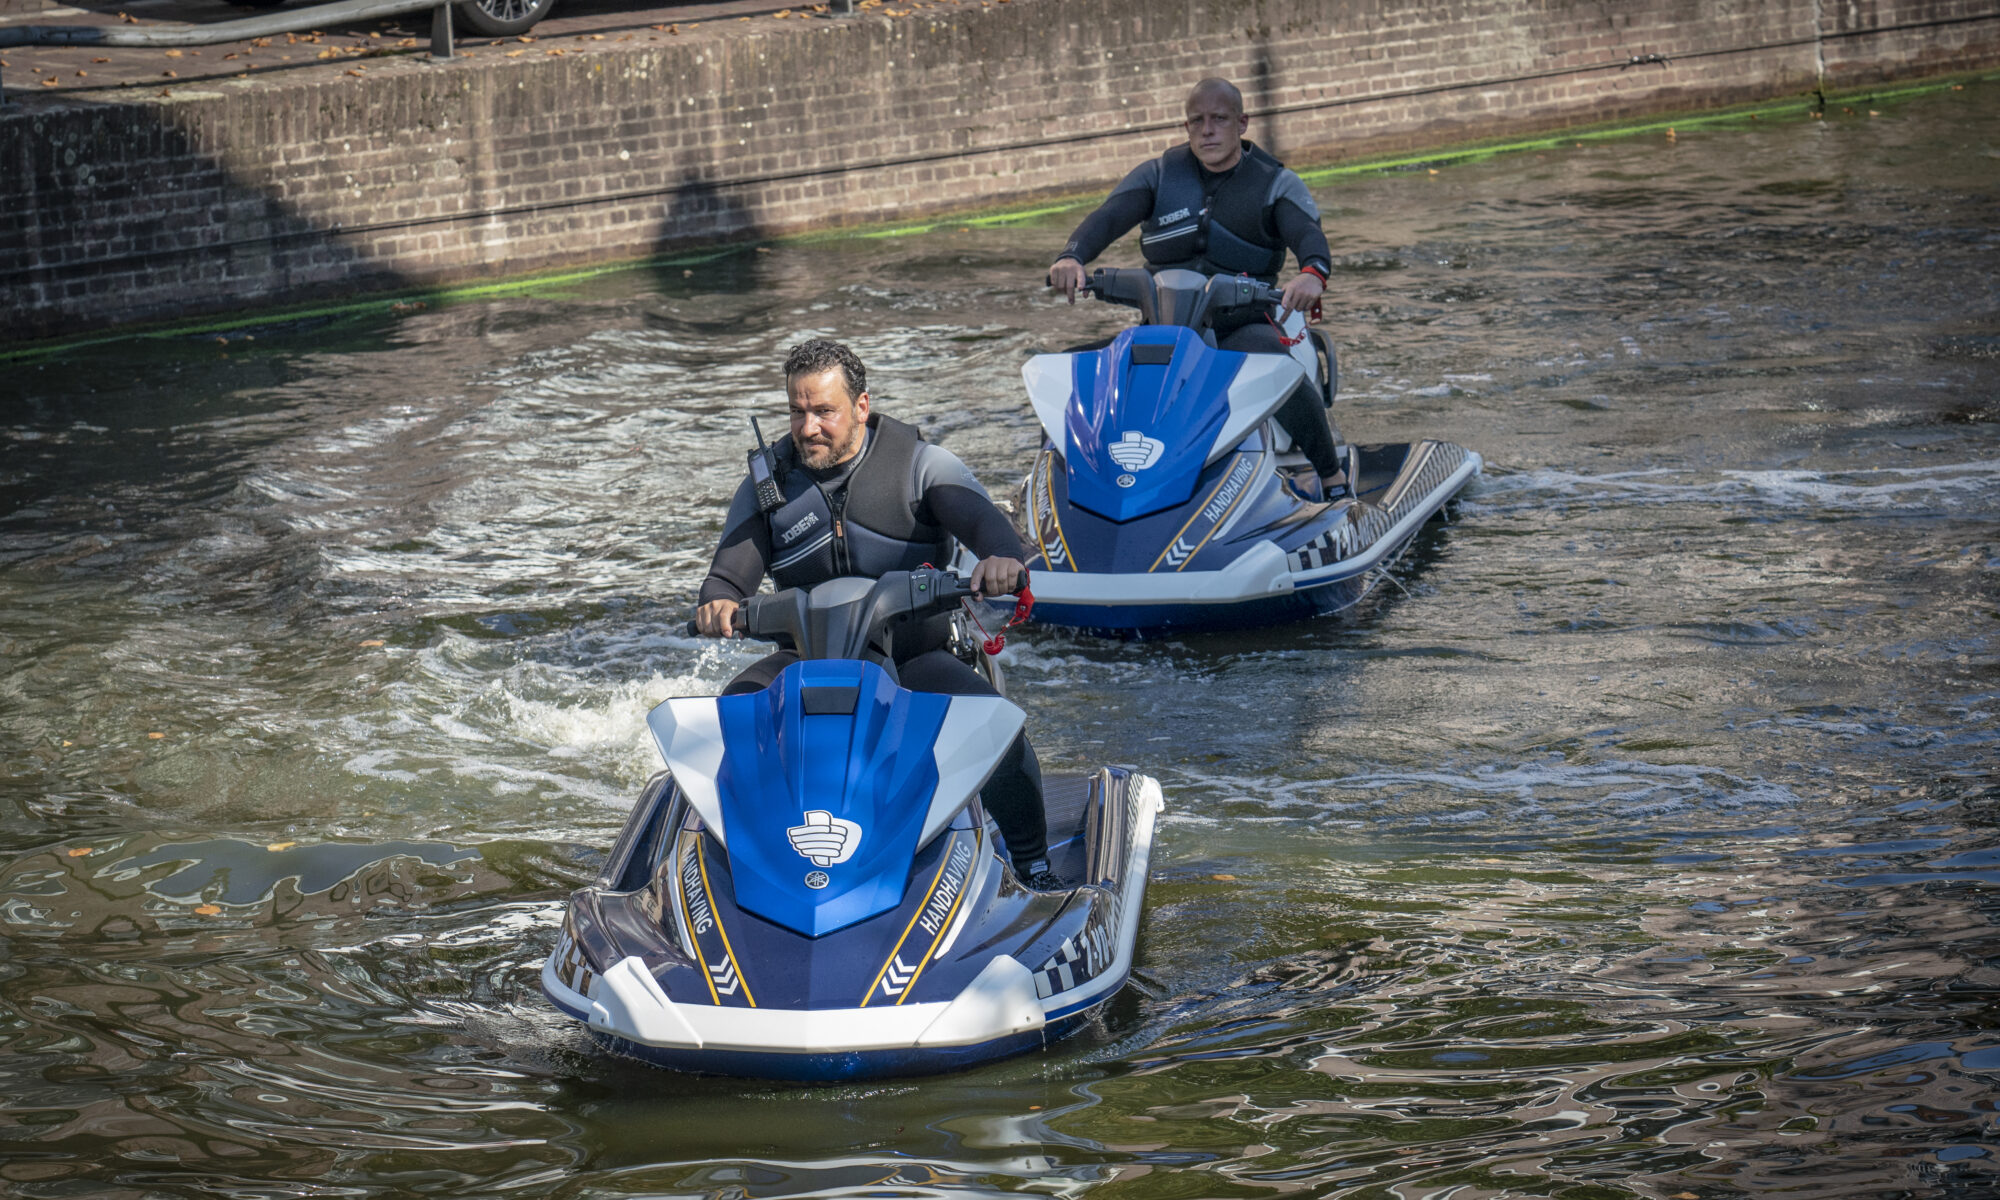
[1301,264,1328,284]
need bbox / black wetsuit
[1057,141,1342,477]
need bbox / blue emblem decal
[712,660,950,938]
[1064,326,1239,522]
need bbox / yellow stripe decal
[894,830,981,1005]
[696,836,756,1008]
[1037,453,1077,572]
[676,834,721,1006]
[1176,446,1265,568]
[1146,451,1255,573]
[859,832,961,1008]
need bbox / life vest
[1140,142,1289,282]
[762,414,952,591]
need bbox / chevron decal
[707,957,741,997]
[860,830,980,1007]
[879,954,918,998]
[1148,450,1260,573]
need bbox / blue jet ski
[1009,267,1481,636]
[542,568,1164,1079]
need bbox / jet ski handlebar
[737,568,998,662]
[1082,267,1285,330]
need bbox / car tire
[454,0,557,37]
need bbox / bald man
[1048,78,1347,497]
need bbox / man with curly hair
[695,338,1058,889]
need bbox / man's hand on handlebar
[1047,258,1088,305]
[694,597,740,638]
[969,555,1027,599]
[1278,270,1325,319]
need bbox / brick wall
[5,0,1997,339]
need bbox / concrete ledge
[5,0,1999,339]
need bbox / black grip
[683,609,748,637]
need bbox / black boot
[1015,856,1063,891]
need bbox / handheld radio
[747,417,784,514]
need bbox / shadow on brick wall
[1,98,411,342]
[640,168,772,298]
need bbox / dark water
[3,82,1998,1198]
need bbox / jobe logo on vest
[781,512,819,543]
[1155,207,1191,226]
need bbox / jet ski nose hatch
[709,659,949,938]
[1066,326,1231,522]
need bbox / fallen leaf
[67,847,93,857]
[162,69,177,77]
[148,731,165,739]
[517,34,534,41]
[118,9,137,21]
[346,67,365,75]
[92,56,110,63]
[42,77,59,86]
[75,69,87,77]
[1673,1194,1699,1200]
[194,904,221,915]
[164,48,182,57]
[546,47,565,55]
[1211,873,1236,880]
[587,33,604,40]
[62,740,72,747]
[1868,110,1879,116]
[223,52,237,59]
[267,841,296,852]
[505,49,525,57]
[359,639,385,647]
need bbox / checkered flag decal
[1033,936,1087,999]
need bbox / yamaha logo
[1117,474,1137,488]
[804,871,829,890]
